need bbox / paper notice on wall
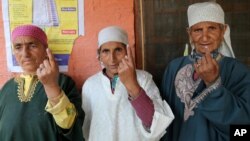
[2,0,84,72]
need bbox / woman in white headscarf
[161,1,250,141]
[81,26,174,141]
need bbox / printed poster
[2,0,84,72]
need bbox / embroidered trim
[175,64,222,121]
[111,75,119,94]
[190,49,222,62]
[193,77,221,104]
[184,77,221,121]
[15,76,39,102]
[66,107,76,115]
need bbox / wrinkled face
[188,21,226,54]
[99,41,126,77]
[12,36,47,74]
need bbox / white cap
[187,1,235,58]
[188,2,224,27]
[98,26,129,48]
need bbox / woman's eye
[30,44,37,48]
[193,28,202,33]
[101,49,110,55]
[13,45,21,50]
[116,48,123,52]
[208,26,217,31]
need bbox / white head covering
[98,26,129,48]
[187,1,235,58]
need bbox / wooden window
[135,0,250,87]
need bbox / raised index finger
[126,46,134,64]
[46,48,56,67]
[204,48,213,64]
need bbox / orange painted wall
[0,0,135,90]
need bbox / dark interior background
[135,0,250,87]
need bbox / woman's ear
[224,24,227,30]
[187,27,193,42]
[222,24,227,35]
[219,24,227,40]
[97,48,101,60]
[186,27,191,35]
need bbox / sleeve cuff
[45,91,71,114]
[130,88,154,128]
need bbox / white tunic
[82,70,174,141]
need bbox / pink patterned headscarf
[11,25,48,46]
